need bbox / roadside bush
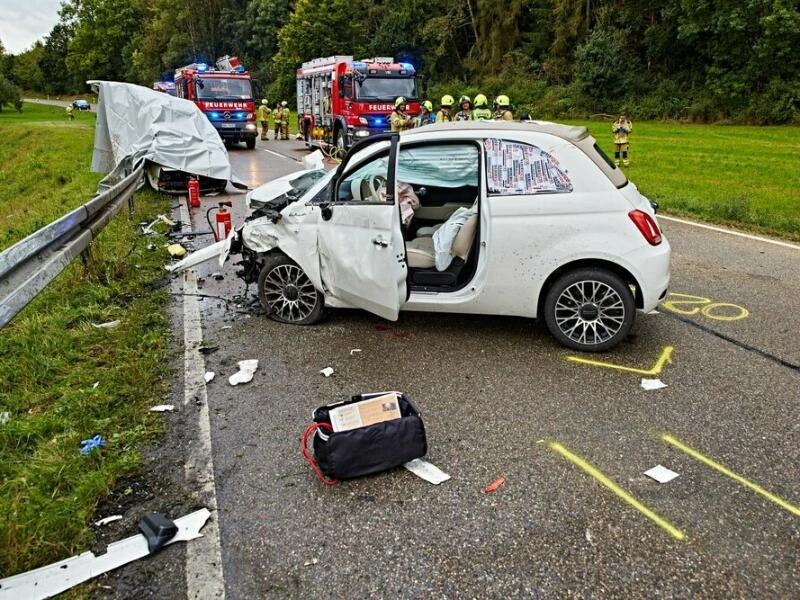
[745,78,800,125]
[0,74,22,112]
[574,28,638,105]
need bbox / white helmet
[281,100,287,106]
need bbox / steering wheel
[367,174,387,202]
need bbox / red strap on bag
[301,422,339,486]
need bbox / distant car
[72,99,91,111]
[173,122,671,352]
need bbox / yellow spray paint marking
[662,435,800,517]
[549,442,686,540]
[567,346,674,375]
[661,292,750,322]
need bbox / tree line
[2,0,799,123]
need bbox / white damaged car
[172,121,670,351]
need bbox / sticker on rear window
[484,139,573,195]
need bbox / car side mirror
[320,203,333,221]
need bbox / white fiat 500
[176,121,670,352]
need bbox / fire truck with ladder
[296,56,420,152]
[174,56,258,150]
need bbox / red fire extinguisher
[187,176,201,208]
[207,200,233,241]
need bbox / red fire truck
[174,56,258,150]
[296,56,420,152]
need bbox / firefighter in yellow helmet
[390,96,414,132]
[416,100,435,127]
[471,94,492,120]
[275,101,290,140]
[66,105,75,120]
[257,99,270,141]
[493,95,513,120]
[436,95,454,122]
[612,113,633,166]
[454,95,472,121]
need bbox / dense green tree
[0,74,23,112]
[38,24,76,94]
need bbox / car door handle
[372,236,389,248]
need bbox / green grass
[0,102,172,577]
[564,119,800,240]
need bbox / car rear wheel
[245,136,256,150]
[543,268,634,352]
[257,253,324,325]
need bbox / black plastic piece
[138,513,178,554]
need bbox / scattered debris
[146,243,156,251]
[204,371,215,383]
[0,509,211,599]
[149,405,175,413]
[585,529,595,546]
[648,309,660,315]
[319,367,334,377]
[140,214,175,235]
[640,378,668,391]
[229,360,258,385]
[0,411,9,425]
[91,320,121,329]
[92,382,100,389]
[644,464,679,483]
[198,346,219,355]
[211,272,224,281]
[303,558,319,567]
[483,477,506,494]
[95,515,123,527]
[221,325,232,330]
[404,458,451,485]
[167,243,187,258]
[79,435,105,456]
[349,349,362,356]
[197,276,205,289]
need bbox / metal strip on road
[262,147,302,163]
[178,202,226,599]
[659,215,800,251]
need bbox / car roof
[398,121,627,188]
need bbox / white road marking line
[262,148,302,163]
[659,215,800,250]
[179,202,226,599]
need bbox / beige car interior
[406,200,478,270]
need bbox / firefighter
[454,95,472,121]
[66,105,74,120]
[390,97,414,132]
[493,95,513,120]
[612,113,632,166]
[436,95,454,122]
[257,99,270,141]
[471,94,492,120]
[275,101,290,140]
[416,100,435,127]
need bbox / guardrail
[0,163,144,330]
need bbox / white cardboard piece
[404,459,451,485]
[319,367,334,377]
[644,464,679,483]
[640,378,668,390]
[204,371,215,383]
[229,360,258,386]
[149,405,175,413]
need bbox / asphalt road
[161,139,799,598]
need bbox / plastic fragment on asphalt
[641,378,668,390]
[204,371,215,383]
[0,508,211,600]
[350,349,362,355]
[80,435,105,456]
[484,477,506,494]
[644,464,679,483]
[320,367,334,377]
[648,309,660,315]
[229,360,258,385]
[167,243,187,258]
[585,529,595,546]
[95,515,123,527]
[303,558,318,567]
[211,272,224,281]
[404,459,451,485]
[91,320,121,329]
[149,405,175,412]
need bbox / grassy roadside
[567,119,800,241]
[0,102,172,577]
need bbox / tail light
[628,209,662,245]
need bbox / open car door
[317,136,407,320]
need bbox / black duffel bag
[302,392,427,484]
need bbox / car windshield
[356,77,417,101]
[196,77,252,100]
[289,170,328,196]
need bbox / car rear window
[484,139,573,195]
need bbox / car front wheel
[543,268,634,352]
[257,253,324,325]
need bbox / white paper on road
[229,360,258,385]
[149,404,175,412]
[0,509,210,600]
[640,378,668,390]
[320,367,334,377]
[644,464,679,483]
[404,458,451,485]
[88,81,244,188]
[204,371,215,383]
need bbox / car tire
[257,253,324,325]
[543,268,634,352]
[246,136,256,150]
[333,127,346,157]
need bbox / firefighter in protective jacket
[436,95,454,122]
[454,96,472,121]
[416,101,435,127]
[257,100,270,140]
[275,101,290,140]
[612,113,632,166]
[471,94,492,120]
[493,95,513,120]
[390,97,414,131]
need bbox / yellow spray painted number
[661,292,749,322]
